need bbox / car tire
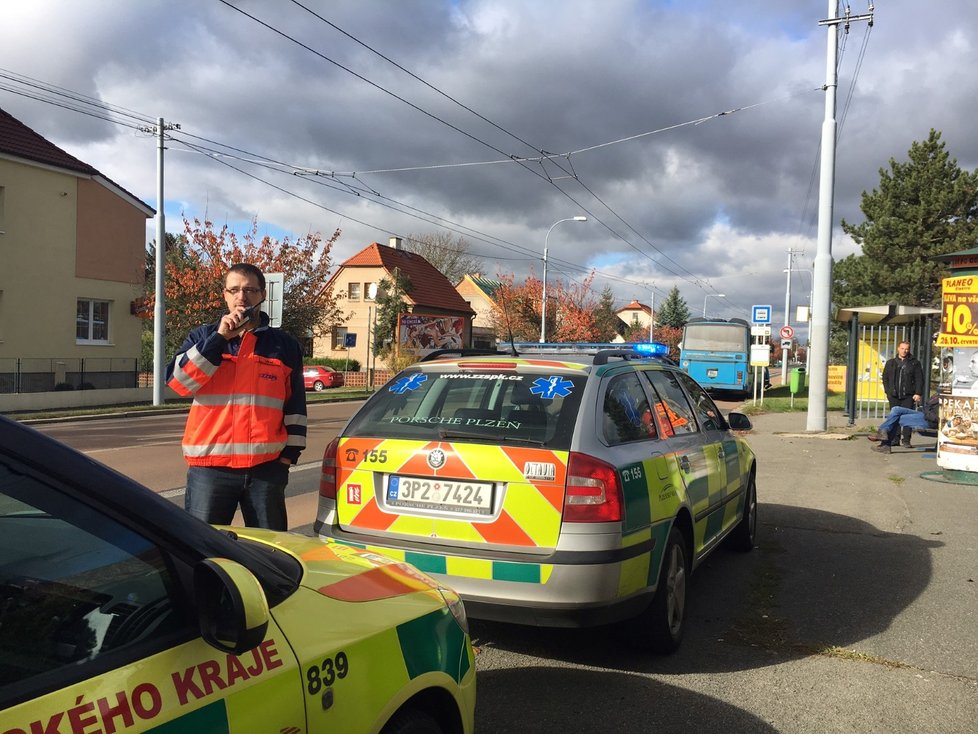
[728,473,757,552]
[630,525,689,654]
[381,707,443,734]
[313,380,325,392]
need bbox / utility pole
[139,118,180,406]
[781,249,800,385]
[807,1,874,431]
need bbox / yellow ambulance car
[0,416,475,734]
[315,344,758,653]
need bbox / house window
[348,282,361,301]
[333,326,348,350]
[631,313,640,325]
[77,299,110,344]
[364,282,376,301]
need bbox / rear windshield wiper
[437,428,546,446]
[437,428,503,442]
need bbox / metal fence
[844,318,935,423]
[0,357,139,394]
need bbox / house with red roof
[318,238,475,368]
[0,107,153,399]
[615,299,653,341]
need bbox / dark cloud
[2,0,976,323]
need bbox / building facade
[0,107,153,392]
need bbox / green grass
[737,384,846,415]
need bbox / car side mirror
[727,412,753,431]
[194,558,270,654]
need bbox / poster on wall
[856,335,891,402]
[936,274,978,472]
[937,394,978,472]
[398,315,465,357]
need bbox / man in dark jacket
[881,340,925,448]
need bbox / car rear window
[344,368,586,449]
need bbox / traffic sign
[779,325,795,340]
[752,305,773,324]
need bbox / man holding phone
[166,263,306,529]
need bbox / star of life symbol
[529,375,574,400]
[389,372,427,394]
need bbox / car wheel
[728,473,757,552]
[313,380,325,392]
[381,707,443,734]
[630,525,689,654]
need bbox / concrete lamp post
[702,293,726,317]
[540,216,587,342]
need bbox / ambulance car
[315,344,758,653]
[0,416,475,734]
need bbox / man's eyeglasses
[225,287,262,296]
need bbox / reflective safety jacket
[166,313,307,468]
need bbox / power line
[0,66,746,304]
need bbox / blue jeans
[185,461,290,530]
[878,406,931,444]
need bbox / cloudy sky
[2,0,976,332]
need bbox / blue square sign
[752,305,772,324]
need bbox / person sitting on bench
[868,393,939,454]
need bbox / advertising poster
[935,275,978,348]
[937,394,978,472]
[937,275,978,472]
[856,335,890,402]
[398,315,465,357]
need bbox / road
[33,401,363,532]
[31,393,977,732]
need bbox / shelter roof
[835,304,940,324]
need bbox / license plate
[387,475,494,515]
[707,368,719,378]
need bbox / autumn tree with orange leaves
[145,217,343,357]
[491,271,606,343]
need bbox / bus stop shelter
[836,304,940,425]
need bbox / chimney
[389,236,402,249]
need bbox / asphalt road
[29,399,978,732]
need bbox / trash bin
[789,367,806,394]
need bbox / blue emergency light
[631,342,670,357]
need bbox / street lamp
[702,293,726,317]
[541,216,587,342]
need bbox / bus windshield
[683,324,748,352]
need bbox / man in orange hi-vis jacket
[166,263,306,529]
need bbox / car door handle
[679,455,691,473]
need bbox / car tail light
[320,437,340,500]
[564,452,622,523]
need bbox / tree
[372,268,413,360]
[491,273,544,343]
[657,287,691,328]
[592,286,622,341]
[144,218,343,358]
[836,129,978,309]
[490,272,606,343]
[401,232,484,284]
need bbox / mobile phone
[240,304,257,320]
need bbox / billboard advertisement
[398,315,465,357]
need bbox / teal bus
[679,317,753,395]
